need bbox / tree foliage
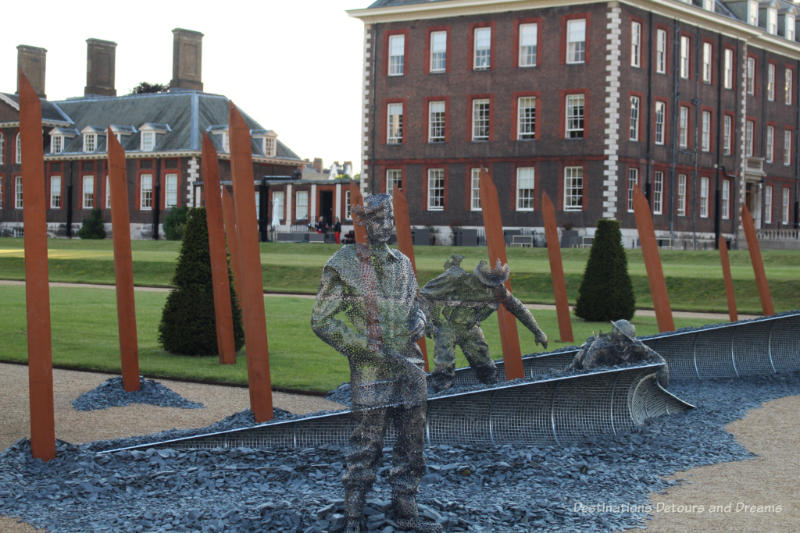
[77,208,106,239]
[129,82,169,95]
[163,207,189,241]
[574,219,635,321]
[159,208,244,355]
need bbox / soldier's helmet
[474,259,510,287]
[610,319,636,340]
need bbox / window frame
[652,170,664,215]
[470,168,482,211]
[295,190,309,221]
[745,119,755,157]
[140,131,156,152]
[679,34,691,80]
[516,20,540,68]
[746,55,756,96]
[723,47,735,90]
[82,175,95,210]
[767,62,776,101]
[426,98,447,143]
[428,29,448,73]
[766,124,775,163]
[470,96,492,142]
[702,41,713,84]
[782,187,790,225]
[50,134,64,154]
[386,31,407,77]
[164,173,179,209]
[385,168,403,195]
[50,175,62,209]
[784,128,793,166]
[563,165,584,212]
[764,185,773,224]
[723,113,734,156]
[515,166,535,211]
[699,176,710,218]
[563,91,586,139]
[83,133,97,153]
[785,66,794,106]
[629,94,641,142]
[15,175,23,209]
[630,20,642,68]
[677,174,687,216]
[139,173,153,211]
[701,109,712,153]
[654,100,667,146]
[627,167,639,213]
[0,133,4,165]
[15,133,21,165]
[471,24,493,71]
[722,179,731,220]
[679,104,690,149]
[564,16,588,65]
[385,100,405,145]
[426,167,446,211]
[514,92,538,141]
[656,28,667,74]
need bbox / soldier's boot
[344,489,366,533]
[473,362,497,385]
[390,492,443,532]
[430,369,454,392]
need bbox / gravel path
[2,363,799,532]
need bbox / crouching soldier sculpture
[420,255,548,392]
[566,319,670,387]
[311,194,441,533]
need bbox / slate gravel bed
[72,377,204,411]
[1,372,799,532]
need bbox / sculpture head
[610,319,636,340]
[473,259,510,288]
[353,193,394,244]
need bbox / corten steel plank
[229,103,273,422]
[221,188,243,301]
[350,181,367,245]
[392,188,430,371]
[718,236,738,322]
[542,192,574,343]
[633,186,675,332]
[202,134,236,364]
[19,73,56,461]
[479,169,524,380]
[741,204,775,316]
[107,131,141,392]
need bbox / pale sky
[1,0,367,174]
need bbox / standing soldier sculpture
[421,255,548,392]
[311,194,442,533]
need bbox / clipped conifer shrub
[77,208,106,239]
[163,206,189,241]
[574,219,635,321]
[159,208,244,355]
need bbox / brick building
[0,29,305,239]
[349,0,800,247]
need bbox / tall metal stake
[542,192,573,342]
[350,181,367,245]
[19,72,55,461]
[718,236,738,322]
[392,187,430,371]
[633,186,675,332]
[479,169,524,380]
[229,103,273,422]
[741,204,775,316]
[221,188,243,301]
[202,134,237,364]
[107,130,141,391]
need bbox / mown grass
[0,285,723,393]
[1,237,798,313]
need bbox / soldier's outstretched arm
[497,287,548,349]
[311,266,372,359]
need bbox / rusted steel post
[718,235,738,322]
[229,103,273,422]
[741,204,775,316]
[479,169,524,380]
[392,188,430,371]
[221,188,244,300]
[202,134,236,364]
[107,130,141,391]
[542,192,574,343]
[633,186,675,332]
[350,181,367,245]
[19,73,55,461]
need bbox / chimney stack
[170,28,203,91]
[313,158,323,173]
[85,39,117,96]
[17,45,47,98]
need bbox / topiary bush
[159,208,244,355]
[163,206,189,240]
[77,208,106,239]
[574,219,635,321]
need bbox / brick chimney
[85,39,117,96]
[170,28,203,91]
[17,45,47,98]
[313,158,323,173]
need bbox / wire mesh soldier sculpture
[566,319,670,387]
[420,255,548,392]
[311,194,442,533]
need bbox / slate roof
[47,91,301,160]
[0,92,72,125]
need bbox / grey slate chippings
[72,376,204,411]
[1,372,799,532]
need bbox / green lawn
[0,284,724,393]
[1,237,798,313]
